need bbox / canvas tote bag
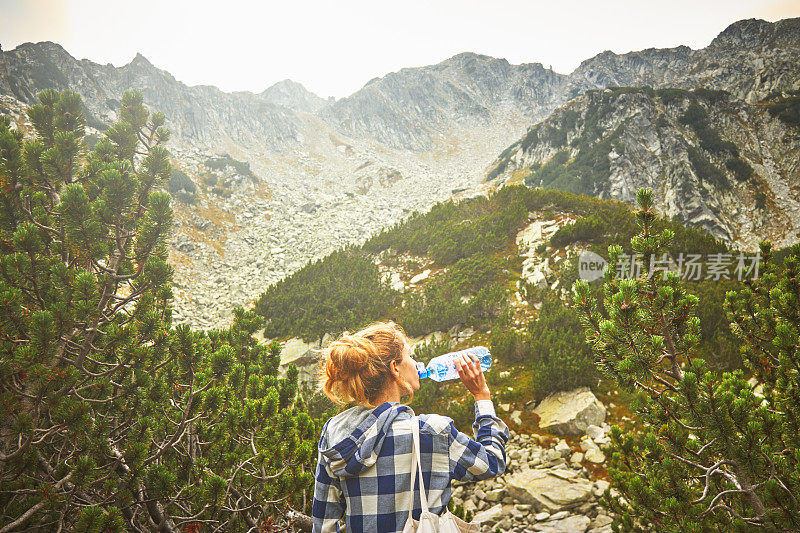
[401,415,480,533]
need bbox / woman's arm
[447,399,510,482]
[448,352,510,481]
[311,452,345,533]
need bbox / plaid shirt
[312,400,509,533]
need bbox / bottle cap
[416,361,430,380]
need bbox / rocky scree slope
[487,87,800,249]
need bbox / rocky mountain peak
[130,52,154,67]
[260,79,328,113]
[443,51,504,65]
[709,17,800,50]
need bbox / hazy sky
[2,0,799,98]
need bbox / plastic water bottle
[416,346,492,382]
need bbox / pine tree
[572,188,800,531]
[0,90,318,531]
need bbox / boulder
[472,503,503,525]
[554,440,571,457]
[506,468,595,513]
[484,488,505,502]
[409,269,431,284]
[533,387,607,436]
[585,424,605,441]
[280,337,317,367]
[534,515,591,532]
[584,447,606,464]
[516,221,544,250]
[388,271,405,292]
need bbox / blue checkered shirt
[312,400,509,533]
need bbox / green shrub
[201,173,218,187]
[657,88,693,106]
[527,297,597,400]
[678,101,708,128]
[755,190,767,210]
[490,310,529,365]
[205,153,257,180]
[692,87,730,105]
[679,101,737,156]
[255,247,398,342]
[211,185,231,197]
[764,89,800,127]
[364,190,529,266]
[167,169,197,203]
[687,146,728,189]
[725,157,754,181]
[401,257,508,337]
[690,280,743,371]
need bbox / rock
[279,337,317,367]
[474,488,486,501]
[484,489,505,502]
[299,202,319,214]
[472,503,503,525]
[546,448,563,463]
[533,387,607,436]
[463,499,477,513]
[549,511,570,520]
[585,424,605,441]
[458,326,476,339]
[554,440,571,457]
[496,517,512,530]
[506,468,595,512]
[535,512,551,521]
[510,410,523,425]
[388,271,405,292]
[584,447,606,464]
[409,269,431,284]
[590,514,613,529]
[593,480,610,498]
[534,515,591,532]
[570,452,584,465]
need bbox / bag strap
[409,415,430,513]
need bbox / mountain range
[1,16,798,327]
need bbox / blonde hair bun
[318,322,414,407]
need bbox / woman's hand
[455,352,491,402]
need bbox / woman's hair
[318,321,414,407]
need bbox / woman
[312,321,509,533]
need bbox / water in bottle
[416,346,492,382]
